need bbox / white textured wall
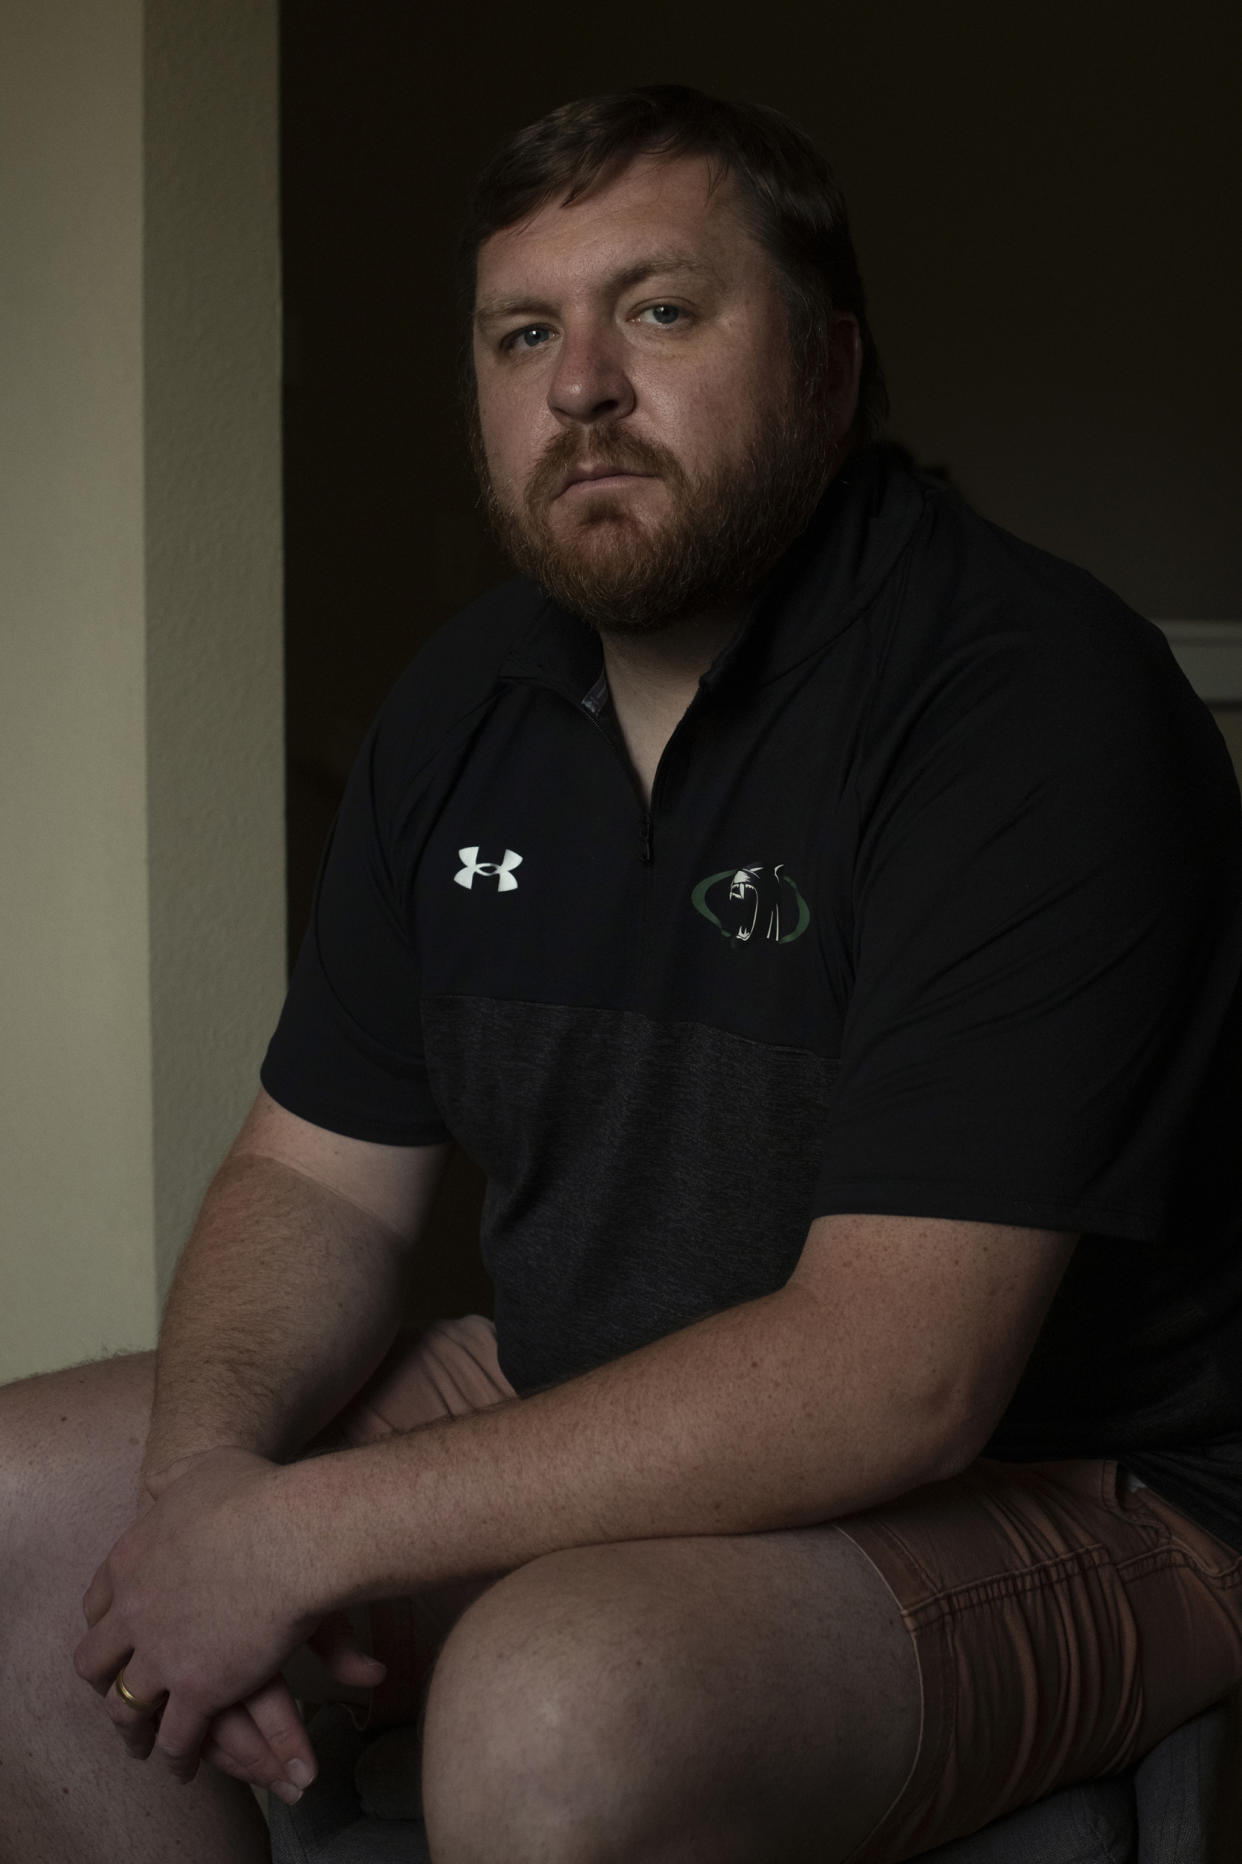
[0,0,283,1380]
[144,0,285,1301]
[0,2,155,1370]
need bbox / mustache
[525,428,685,510]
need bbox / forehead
[473,152,771,304]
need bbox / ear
[827,313,863,442]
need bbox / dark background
[279,1,1241,1326]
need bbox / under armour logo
[455,846,522,892]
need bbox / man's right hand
[198,1611,387,1799]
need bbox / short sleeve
[260,718,450,1145]
[812,607,1242,1238]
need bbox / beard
[469,382,835,635]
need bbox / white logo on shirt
[455,846,522,892]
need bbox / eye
[500,324,554,354]
[636,303,686,328]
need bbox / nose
[546,320,635,427]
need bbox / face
[469,153,855,633]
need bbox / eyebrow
[473,253,722,326]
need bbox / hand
[139,1444,238,1509]
[129,1450,371,1794]
[73,1445,339,1783]
[129,1451,387,1795]
[115,1610,387,1799]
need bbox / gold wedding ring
[114,1668,164,1713]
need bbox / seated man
[3,84,1242,1864]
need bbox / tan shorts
[312,1314,1242,1858]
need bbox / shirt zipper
[570,675,710,867]
[575,700,654,862]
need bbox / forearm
[143,1152,411,1486]
[281,1284,968,1614]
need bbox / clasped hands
[72,1445,383,1800]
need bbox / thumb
[305,1610,387,1686]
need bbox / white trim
[1152,622,1242,703]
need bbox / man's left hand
[73,1445,322,1782]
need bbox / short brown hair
[457,84,890,442]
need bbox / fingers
[114,1692,162,1761]
[200,1734,258,1783]
[305,1609,387,1689]
[84,1654,167,1753]
[77,1645,205,1784]
[200,1734,306,1807]
[192,1681,317,1800]
[74,1607,134,1697]
[196,1625,381,1796]
[133,1678,311,1792]
[80,1566,113,1632]
[82,1638,332,1795]
[121,1723,159,1761]
[100,1668,315,1797]
[241,1676,319,1793]
[196,1700,300,1796]
[74,1545,330,1795]
[148,1693,212,1783]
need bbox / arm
[280,1212,1077,1609]
[75,1203,1073,1781]
[141,1086,450,1491]
[78,1087,448,1792]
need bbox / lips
[558,464,652,496]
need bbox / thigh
[835,1455,1242,1861]
[0,1331,506,1724]
[0,1320,511,1720]
[0,1355,167,1762]
[0,1350,157,1583]
[420,1524,922,1864]
[420,1456,1242,1864]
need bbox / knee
[420,1552,626,1849]
[0,1351,155,1575]
[418,1547,739,1864]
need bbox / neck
[600,603,743,695]
[599,606,744,807]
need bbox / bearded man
[3,85,1241,1864]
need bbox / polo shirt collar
[498,440,928,703]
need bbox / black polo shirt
[263,443,1242,1554]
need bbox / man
[3,84,1241,1864]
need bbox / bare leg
[0,1354,270,1863]
[420,1527,922,1864]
